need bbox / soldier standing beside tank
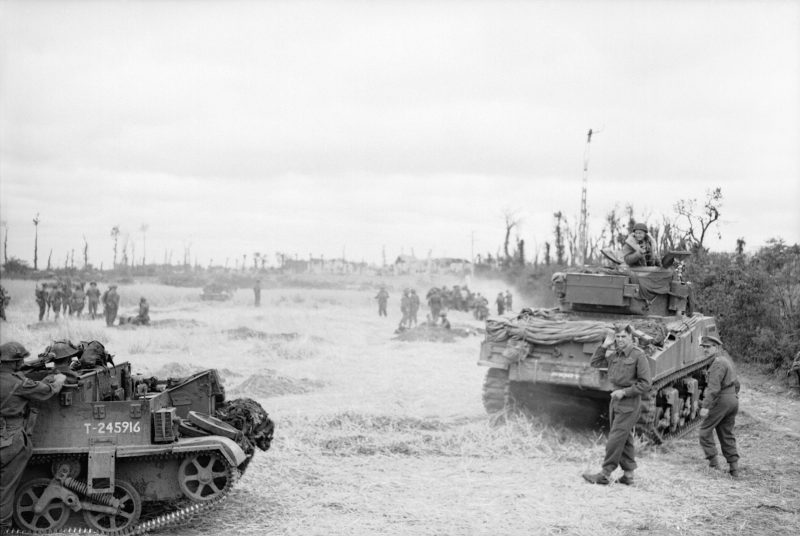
[375,286,389,317]
[102,284,120,326]
[698,335,740,477]
[0,342,66,532]
[583,325,652,486]
[86,281,100,320]
[35,283,47,322]
[622,222,661,267]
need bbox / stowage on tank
[478,251,718,443]
[9,340,274,534]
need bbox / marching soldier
[0,342,66,531]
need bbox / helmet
[632,223,648,233]
[42,340,81,361]
[0,342,30,362]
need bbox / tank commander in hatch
[622,222,661,267]
[583,325,652,486]
[0,342,66,531]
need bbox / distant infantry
[70,284,86,318]
[50,285,63,320]
[583,325,652,486]
[102,284,120,326]
[622,222,661,267]
[0,342,66,532]
[60,280,72,316]
[427,288,443,319]
[136,297,150,325]
[35,283,47,321]
[439,311,451,330]
[86,281,101,319]
[698,335,740,477]
[375,286,389,317]
[409,289,420,327]
[253,279,261,307]
[495,292,505,315]
[399,289,412,329]
[505,290,513,312]
[0,286,7,321]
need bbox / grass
[1,275,798,536]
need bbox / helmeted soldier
[102,284,120,326]
[698,335,741,477]
[375,286,389,317]
[622,222,661,267]
[35,283,47,322]
[0,342,66,531]
[86,281,101,320]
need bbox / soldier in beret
[698,335,741,477]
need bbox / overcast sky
[1,0,798,269]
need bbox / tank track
[7,450,241,536]
[638,356,715,444]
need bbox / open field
[0,277,798,536]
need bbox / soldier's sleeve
[15,375,61,402]
[701,361,724,409]
[624,349,653,397]
[589,345,609,368]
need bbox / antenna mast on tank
[577,128,597,266]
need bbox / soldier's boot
[729,462,740,478]
[707,456,720,469]
[582,471,610,485]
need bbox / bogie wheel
[82,480,141,534]
[13,478,70,532]
[482,368,510,414]
[178,452,233,501]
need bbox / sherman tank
[9,341,274,534]
[478,252,718,443]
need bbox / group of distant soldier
[20,281,150,327]
[374,285,516,330]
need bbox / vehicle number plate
[84,421,141,434]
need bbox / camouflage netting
[215,397,275,457]
[487,309,701,348]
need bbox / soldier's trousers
[699,393,739,463]
[378,302,387,316]
[88,301,98,319]
[1,431,33,529]
[105,308,118,326]
[602,396,641,474]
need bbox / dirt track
[2,279,799,535]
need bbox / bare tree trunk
[33,213,40,270]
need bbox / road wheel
[178,452,233,501]
[82,480,141,534]
[13,478,70,532]
[482,368,510,414]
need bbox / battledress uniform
[699,351,740,467]
[0,344,65,530]
[86,285,101,319]
[590,342,652,477]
